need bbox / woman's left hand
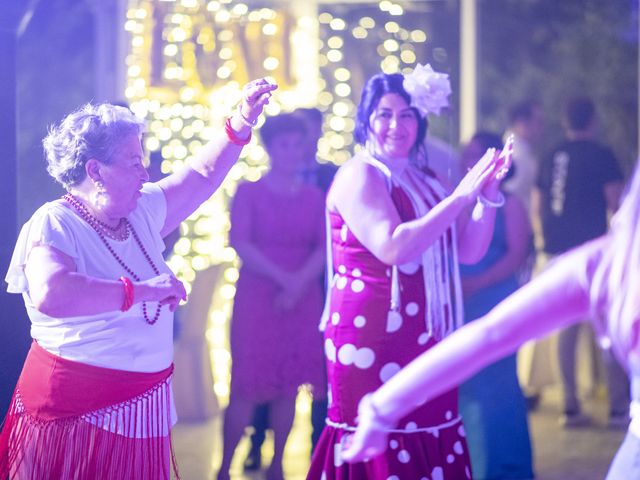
[239,78,278,124]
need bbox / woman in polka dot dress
[307,68,512,479]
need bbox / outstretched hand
[341,394,393,463]
[240,78,278,124]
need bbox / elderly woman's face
[267,131,306,175]
[98,133,149,216]
[369,93,419,160]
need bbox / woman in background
[218,113,326,480]
[458,132,534,479]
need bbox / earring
[93,181,108,209]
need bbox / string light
[125,0,436,410]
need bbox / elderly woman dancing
[343,159,640,480]
[0,78,276,479]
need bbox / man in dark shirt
[534,96,627,427]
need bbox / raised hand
[452,147,500,204]
[239,78,278,124]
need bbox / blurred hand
[481,134,514,200]
[240,78,278,123]
[341,394,393,463]
[453,147,500,204]
[137,273,187,312]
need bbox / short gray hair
[43,103,146,189]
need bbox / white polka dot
[458,425,466,437]
[418,332,430,345]
[338,344,356,366]
[389,439,398,449]
[379,362,401,383]
[336,276,347,290]
[385,268,391,277]
[420,478,428,480]
[432,466,444,480]
[338,265,347,274]
[405,421,417,431]
[327,386,332,406]
[321,472,327,480]
[453,440,464,455]
[387,476,399,480]
[324,339,336,362]
[354,315,366,328]
[352,268,362,278]
[397,449,410,463]
[446,454,455,464]
[354,348,375,369]
[331,312,340,325]
[351,279,365,292]
[340,224,348,242]
[386,310,403,333]
[398,261,420,274]
[333,443,344,467]
[445,410,453,421]
[465,466,471,478]
[405,302,419,316]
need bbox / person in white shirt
[0,78,276,480]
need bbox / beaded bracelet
[224,117,252,146]
[478,191,506,208]
[119,276,134,312]
[236,104,258,128]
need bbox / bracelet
[224,117,252,146]
[236,104,258,128]
[119,276,134,312]
[478,191,505,208]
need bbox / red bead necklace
[63,193,162,324]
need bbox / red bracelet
[119,276,134,312]
[224,117,251,146]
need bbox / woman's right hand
[136,273,187,312]
[452,147,501,204]
[239,78,278,124]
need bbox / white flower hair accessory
[402,63,452,117]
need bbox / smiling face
[92,133,149,219]
[369,93,419,160]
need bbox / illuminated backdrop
[124,0,457,403]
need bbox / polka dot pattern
[351,279,365,292]
[379,362,401,383]
[386,310,403,333]
[405,302,419,316]
[353,315,366,328]
[397,450,410,463]
[398,261,420,274]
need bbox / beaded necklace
[63,193,162,324]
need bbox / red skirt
[0,341,180,479]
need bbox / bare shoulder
[327,155,387,209]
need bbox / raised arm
[330,146,507,266]
[156,79,277,237]
[342,237,604,462]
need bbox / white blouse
[5,183,175,374]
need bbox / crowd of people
[1,60,637,480]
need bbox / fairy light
[125,0,438,417]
